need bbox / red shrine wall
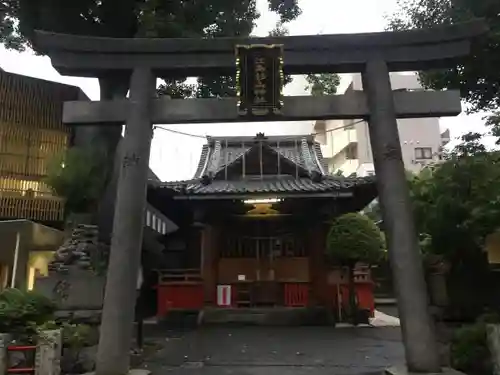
[156,222,375,318]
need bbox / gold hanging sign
[235,44,284,117]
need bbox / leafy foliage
[450,322,493,375]
[387,0,500,128]
[0,289,56,342]
[326,213,385,324]
[62,323,97,348]
[409,151,500,261]
[1,0,25,50]
[7,0,301,99]
[44,146,109,216]
[408,148,500,318]
[447,132,487,158]
[305,73,341,96]
[326,213,385,265]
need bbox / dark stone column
[308,224,326,306]
[362,59,440,372]
[201,226,215,303]
[95,67,155,375]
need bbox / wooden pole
[225,139,228,180]
[362,58,440,372]
[242,141,246,178]
[259,140,263,180]
[277,140,281,176]
[95,67,155,375]
[294,139,299,179]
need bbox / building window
[146,211,151,227]
[415,147,432,160]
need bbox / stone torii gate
[34,21,486,375]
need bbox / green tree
[326,213,385,324]
[409,151,500,261]
[387,0,500,136]
[7,0,303,236]
[408,149,500,316]
[44,146,109,218]
[7,0,301,153]
[1,0,24,50]
[305,73,341,96]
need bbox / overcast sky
[0,0,490,181]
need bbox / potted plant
[326,213,385,325]
[0,289,57,371]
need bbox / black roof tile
[151,134,377,198]
[157,175,375,196]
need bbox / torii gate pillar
[363,59,440,371]
[95,67,156,375]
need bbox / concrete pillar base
[0,333,11,375]
[386,366,465,375]
[35,329,63,375]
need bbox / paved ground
[141,325,405,375]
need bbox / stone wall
[35,224,107,320]
[36,270,105,311]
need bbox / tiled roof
[156,175,375,196]
[194,135,326,179]
[151,133,377,199]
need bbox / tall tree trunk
[347,262,358,326]
[94,75,130,242]
[70,74,130,242]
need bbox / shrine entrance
[220,217,309,307]
[34,20,487,374]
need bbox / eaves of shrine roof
[192,134,328,179]
[153,175,376,198]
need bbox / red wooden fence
[284,283,309,307]
[7,345,36,374]
[156,284,204,316]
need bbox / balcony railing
[337,159,359,176]
[0,193,65,222]
[321,128,358,159]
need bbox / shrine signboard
[235,44,284,117]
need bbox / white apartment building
[314,73,451,177]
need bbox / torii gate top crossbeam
[33,21,487,77]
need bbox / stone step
[200,307,336,326]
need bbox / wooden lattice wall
[0,70,79,222]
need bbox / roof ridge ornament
[201,175,212,186]
[255,132,267,141]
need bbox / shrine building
[148,133,378,320]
